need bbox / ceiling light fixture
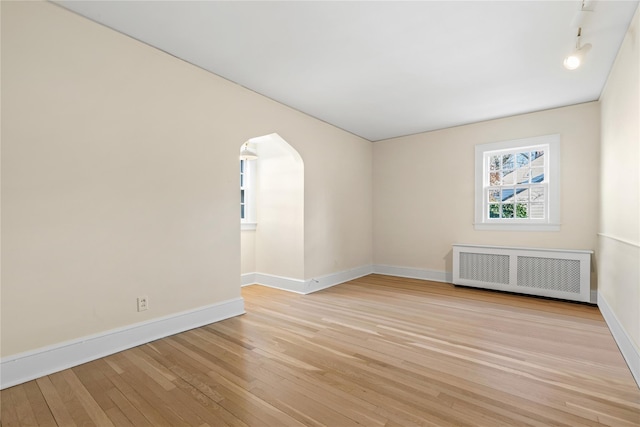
[239,142,258,160]
[564,1,592,71]
[563,44,592,70]
[564,28,592,70]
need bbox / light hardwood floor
[1,274,639,426]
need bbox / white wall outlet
[137,296,149,312]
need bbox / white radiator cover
[453,244,593,303]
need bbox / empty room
[1,1,639,426]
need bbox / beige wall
[598,8,639,351]
[240,231,256,275]
[373,102,601,275]
[301,128,373,279]
[1,1,372,357]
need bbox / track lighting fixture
[564,1,592,71]
[564,39,592,70]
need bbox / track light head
[563,43,591,70]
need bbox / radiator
[452,244,593,302]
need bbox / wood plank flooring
[1,274,639,426]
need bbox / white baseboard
[597,291,640,388]
[0,297,245,390]
[241,272,258,287]
[242,265,374,295]
[241,272,308,293]
[305,265,373,293]
[373,264,452,283]
[243,265,449,294]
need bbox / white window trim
[241,158,257,230]
[474,134,560,231]
[241,222,257,231]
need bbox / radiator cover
[453,244,592,302]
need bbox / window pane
[531,168,544,183]
[490,172,501,185]
[516,203,528,218]
[241,189,244,203]
[502,170,515,185]
[530,203,544,219]
[489,204,500,218]
[517,168,531,184]
[515,187,528,202]
[501,188,514,201]
[502,154,514,170]
[531,151,545,162]
[488,189,500,203]
[530,186,544,202]
[490,155,500,171]
[241,204,245,219]
[502,204,514,218]
[240,160,244,172]
[516,152,529,168]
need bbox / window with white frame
[474,134,560,231]
[240,159,247,219]
[240,158,257,229]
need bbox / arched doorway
[240,134,304,288]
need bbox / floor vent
[453,244,592,302]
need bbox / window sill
[241,222,257,231]
[474,223,560,232]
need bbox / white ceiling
[56,1,638,142]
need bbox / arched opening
[240,134,304,287]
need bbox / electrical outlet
[137,296,149,312]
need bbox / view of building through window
[486,149,546,219]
